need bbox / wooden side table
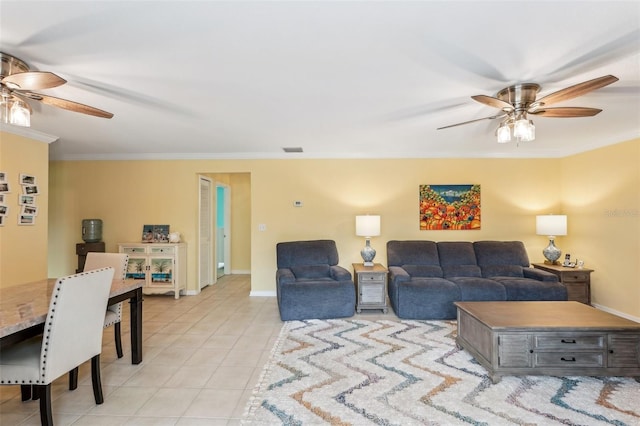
[532,263,593,305]
[353,263,388,313]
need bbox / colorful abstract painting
[419,184,481,230]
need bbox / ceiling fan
[437,75,618,143]
[0,52,113,127]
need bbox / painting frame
[419,184,481,230]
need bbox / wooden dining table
[0,278,144,364]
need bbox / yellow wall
[0,132,49,287]
[561,139,639,317]
[45,139,639,318]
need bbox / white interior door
[198,176,214,290]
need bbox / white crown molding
[0,124,59,144]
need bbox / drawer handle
[561,339,576,344]
[609,350,614,354]
[561,357,576,362]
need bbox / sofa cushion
[474,241,530,267]
[448,277,507,301]
[442,264,482,278]
[291,264,330,279]
[437,241,482,278]
[480,264,524,278]
[387,240,440,267]
[276,240,339,268]
[492,277,567,301]
[402,264,443,278]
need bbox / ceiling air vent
[282,147,303,153]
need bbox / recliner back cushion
[402,264,443,278]
[473,241,530,278]
[276,240,339,268]
[387,240,440,267]
[437,242,482,278]
[290,264,331,279]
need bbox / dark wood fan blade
[437,113,507,130]
[471,95,514,111]
[529,107,602,117]
[534,75,618,106]
[21,91,113,118]
[2,71,66,90]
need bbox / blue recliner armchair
[276,240,356,321]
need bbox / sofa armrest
[276,268,296,285]
[388,266,411,284]
[523,267,558,282]
[330,265,352,281]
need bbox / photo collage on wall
[0,172,39,226]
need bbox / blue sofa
[276,240,356,321]
[387,240,567,319]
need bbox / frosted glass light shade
[355,215,380,238]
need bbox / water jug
[82,219,103,242]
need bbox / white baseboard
[231,269,251,275]
[592,303,640,323]
[250,290,277,297]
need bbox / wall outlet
[293,200,303,207]
[258,224,267,231]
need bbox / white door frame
[198,176,214,291]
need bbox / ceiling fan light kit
[439,75,618,145]
[0,52,113,127]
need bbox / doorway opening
[216,183,231,279]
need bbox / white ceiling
[1,1,639,160]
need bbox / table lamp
[356,215,380,266]
[536,214,567,264]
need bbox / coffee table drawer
[535,352,604,367]
[534,335,605,350]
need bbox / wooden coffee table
[454,301,640,383]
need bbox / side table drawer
[535,352,604,367]
[534,335,604,350]
[561,271,590,282]
[359,273,384,282]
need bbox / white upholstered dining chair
[83,252,129,359]
[0,268,115,426]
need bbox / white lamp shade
[355,215,380,237]
[536,215,567,236]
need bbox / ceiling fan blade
[21,91,113,118]
[529,107,602,117]
[437,113,507,130]
[471,95,514,111]
[534,75,618,107]
[2,71,66,90]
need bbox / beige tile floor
[0,274,396,425]
[0,275,284,425]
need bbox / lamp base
[542,237,561,265]
[360,238,376,267]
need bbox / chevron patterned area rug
[241,319,640,426]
